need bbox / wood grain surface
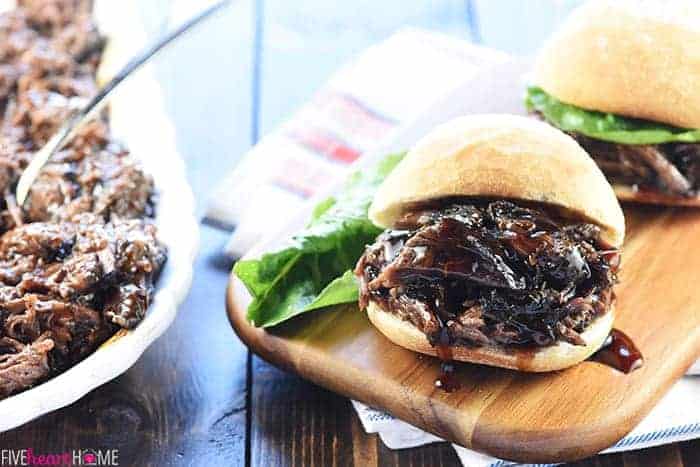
[228,201,700,463]
[1,1,699,466]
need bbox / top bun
[534,0,700,130]
[369,115,625,247]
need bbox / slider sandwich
[355,115,625,372]
[529,0,700,205]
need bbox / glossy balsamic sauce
[433,329,640,392]
[590,329,643,373]
[434,328,460,392]
[359,200,620,354]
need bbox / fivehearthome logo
[0,448,119,466]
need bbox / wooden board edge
[225,276,481,448]
[225,271,698,464]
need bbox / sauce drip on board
[433,328,641,391]
[434,328,460,392]
[590,329,643,373]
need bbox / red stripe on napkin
[289,128,361,164]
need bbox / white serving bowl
[0,0,199,431]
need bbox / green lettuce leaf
[305,270,360,311]
[525,86,700,145]
[233,153,405,327]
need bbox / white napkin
[353,367,699,466]
[205,29,508,255]
[205,28,700,463]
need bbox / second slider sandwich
[528,0,700,205]
[355,115,625,372]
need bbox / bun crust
[369,115,625,247]
[614,184,700,207]
[534,0,700,129]
[366,302,614,372]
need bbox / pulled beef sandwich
[355,115,625,372]
[528,0,700,206]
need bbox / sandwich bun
[533,0,700,130]
[369,114,625,247]
[364,115,622,372]
[367,302,615,372]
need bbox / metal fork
[15,0,231,206]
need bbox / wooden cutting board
[227,203,700,464]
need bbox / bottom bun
[614,184,700,207]
[366,302,614,372]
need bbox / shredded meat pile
[531,113,700,197]
[355,201,619,348]
[568,133,700,198]
[0,0,166,399]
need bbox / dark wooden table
[1,1,698,466]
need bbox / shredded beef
[0,334,53,398]
[0,214,166,378]
[355,200,618,348]
[0,1,166,398]
[570,132,700,197]
[531,113,700,197]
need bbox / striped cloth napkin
[206,29,700,465]
[353,367,699,466]
[205,29,508,254]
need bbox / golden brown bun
[367,302,614,372]
[613,184,700,207]
[534,0,700,129]
[369,114,625,247]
